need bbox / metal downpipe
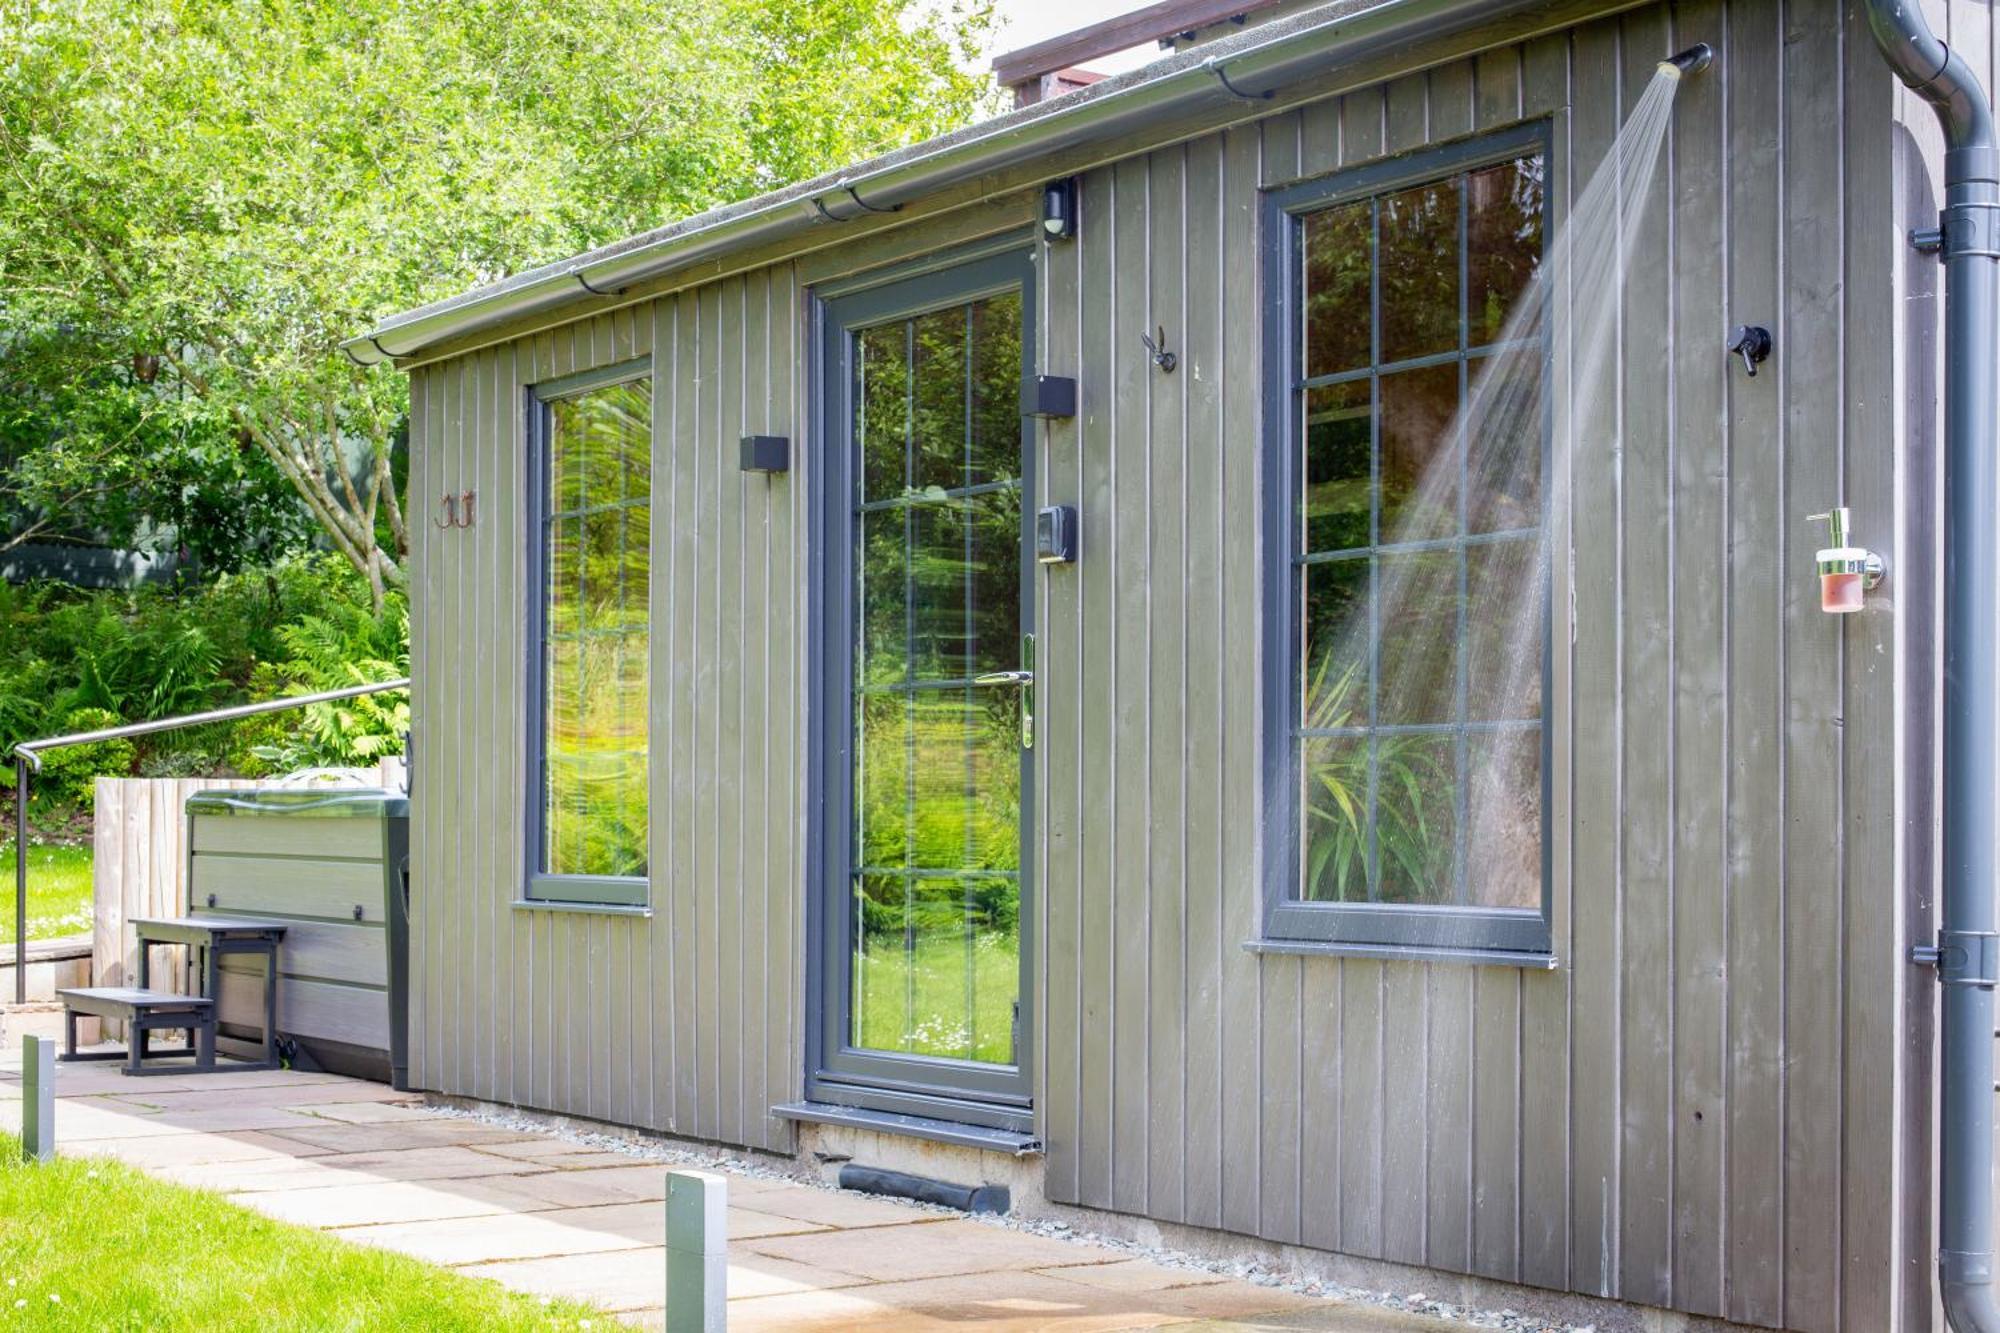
[1865,2,2000,1329]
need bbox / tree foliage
[0,326,314,568]
[0,0,992,598]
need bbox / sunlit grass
[0,843,92,944]
[854,930,1018,1064]
[0,1133,606,1331]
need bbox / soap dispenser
[1808,507,1885,613]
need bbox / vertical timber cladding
[407,275,805,1155]
[396,0,1916,1324]
[1037,0,1906,1329]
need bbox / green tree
[0,323,315,570]
[0,0,992,602]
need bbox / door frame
[804,241,1039,1134]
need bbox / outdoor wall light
[1022,375,1076,419]
[1809,506,1885,613]
[1042,178,1078,241]
[739,435,790,473]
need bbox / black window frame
[1257,121,1555,963]
[523,356,655,908]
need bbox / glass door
[814,249,1034,1130]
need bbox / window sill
[523,872,648,908]
[511,899,653,919]
[1243,937,1557,969]
[772,1101,1043,1156]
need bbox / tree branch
[49,222,407,594]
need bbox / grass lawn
[0,842,92,944]
[855,930,1018,1064]
[0,1133,605,1330]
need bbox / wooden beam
[1014,67,1108,109]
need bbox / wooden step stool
[54,987,216,1076]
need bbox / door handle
[973,633,1035,749]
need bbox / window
[527,362,652,906]
[1261,125,1551,958]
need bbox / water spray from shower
[1289,50,1701,914]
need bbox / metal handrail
[9,677,411,1002]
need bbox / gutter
[1863,3,2000,1330]
[343,0,1595,365]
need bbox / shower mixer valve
[1808,507,1885,613]
[1728,325,1772,376]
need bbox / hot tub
[183,788,410,1087]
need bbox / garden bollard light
[22,1034,53,1163]
[664,1169,726,1332]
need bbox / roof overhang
[344,0,1592,367]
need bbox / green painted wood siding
[410,281,803,1153]
[404,1,1935,1326]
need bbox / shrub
[0,554,407,789]
[57,612,221,721]
[29,708,136,810]
[238,592,409,775]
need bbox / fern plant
[0,554,414,786]
[58,613,220,721]
[243,593,410,773]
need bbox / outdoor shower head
[1659,43,1714,78]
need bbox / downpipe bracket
[1914,929,2000,986]
[1914,201,2000,260]
[1947,1249,1997,1285]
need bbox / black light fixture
[739,435,790,473]
[1041,178,1078,241]
[1021,375,1076,420]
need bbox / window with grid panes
[1262,127,1552,957]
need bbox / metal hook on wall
[456,491,476,529]
[1140,326,1177,374]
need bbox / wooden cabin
[346,0,1966,1325]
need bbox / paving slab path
[0,1054,1466,1330]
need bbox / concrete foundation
[0,1003,96,1049]
[431,1093,1761,1333]
[1,934,96,1049]
[0,933,91,1004]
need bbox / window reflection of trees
[849,290,1024,1065]
[1294,150,1545,912]
[543,379,651,880]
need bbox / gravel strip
[990,1212,1592,1332]
[421,1102,1593,1331]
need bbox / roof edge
[344,0,1566,366]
